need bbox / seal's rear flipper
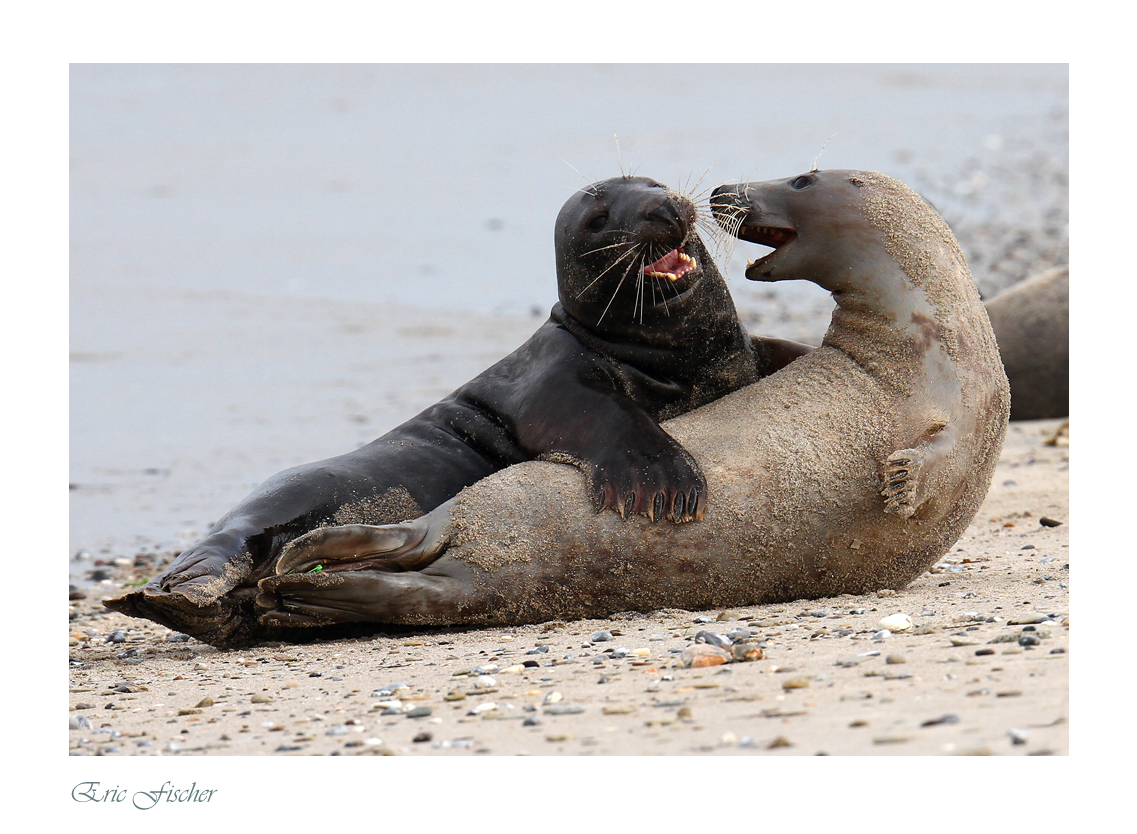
[273,500,455,576]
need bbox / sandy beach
[64,65,1075,791]
[68,416,1068,757]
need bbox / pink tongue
[645,248,684,274]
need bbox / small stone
[195,697,213,708]
[545,704,585,715]
[405,706,432,718]
[1008,728,1029,745]
[692,615,714,624]
[920,714,959,727]
[694,630,731,648]
[475,675,497,688]
[1039,517,1063,527]
[106,630,126,644]
[767,736,792,748]
[873,630,892,640]
[877,613,913,632]
[69,714,92,730]
[1018,634,1041,647]
[782,677,810,690]
[885,654,906,665]
[250,693,274,704]
[681,644,731,668]
[543,691,563,705]
[591,631,613,642]
[413,731,433,743]
[731,642,764,662]
[522,716,542,727]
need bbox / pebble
[885,654,906,665]
[877,613,913,632]
[106,630,126,644]
[405,706,432,718]
[782,677,810,690]
[69,714,92,730]
[693,615,714,624]
[681,645,731,668]
[920,714,959,727]
[543,691,563,705]
[1039,516,1063,527]
[1008,728,1029,745]
[591,631,613,642]
[250,693,274,704]
[872,630,892,640]
[522,716,542,727]
[693,630,731,648]
[476,675,497,688]
[729,642,763,662]
[413,731,433,743]
[545,704,585,715]
[610,647,630,658]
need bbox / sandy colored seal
[985,265,1068,420]
[255,169,1010,631]
[107,176,802,646]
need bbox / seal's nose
[645,201,684,237]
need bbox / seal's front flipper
[578,436,707,524]
[273,500,455,576]
[880,424,959,519]
[881,448,925,518]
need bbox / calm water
[71,64,1067,316]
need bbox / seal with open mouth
[107,175,798,647]
[256,170,1009,632]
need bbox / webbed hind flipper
[272,499,455,576]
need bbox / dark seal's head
[555,176,729,340]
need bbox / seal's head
[555,176,714,329]
[710,170,899,293]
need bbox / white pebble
[878,613,913,631]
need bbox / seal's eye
[586,213,609,232]
[789,175,814,190]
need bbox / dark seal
[107,175,802,646]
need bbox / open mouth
[738,224,796,278]
[643,247,697,282]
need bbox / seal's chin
[739,225,796,280]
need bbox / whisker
[598,250,644,325]
[579,242,645,301]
